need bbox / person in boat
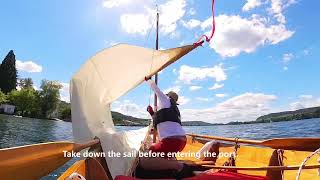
[144,76,187,157]
[135,77,193,179]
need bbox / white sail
[71,43,196,178]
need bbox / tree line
[0,50,71,120]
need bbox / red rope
[193,0,215,47]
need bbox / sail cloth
[71,44,197,178]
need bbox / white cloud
[189,86,202,91]
[282,53,294,63]
[182,93,277,123]
[290,95,320,110]
[196,97,213,102]
[299,95,313,99]
[112,95,190,117]
[283,66,288,71]
[163,86,189,105]
[103,0,133,8]
[200,17,212,30]
[268,0,296,23]
[217,93,276,110]
[120,0,186,36]
[181,19,201,29]
[202,14,294,57]
[60,83,69,93]
[209,83,224,90]
[169,31,181,39]
[59,82,70,102]
[215,93,228,98]
[188,8,196,15]
[112,100,149,119]
[164,86,181,93]
[178,96,190,105]
[178,64,227,83]
[159,0,186,35]
[60,95,70,103]
[120,14,152,35]
[16,60,43,73]
[242,0,262,12]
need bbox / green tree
[0,90,7,104]
[7,88,38,116]
[59,106,71,121]
[314,109,320,118]
[39,80,62,118]
[0,50,17,93]
[18,78,34,89]
[58,101,71,121]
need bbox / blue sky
[0,0,319,123]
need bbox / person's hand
[147,105,154,115]
[145,76,152,81]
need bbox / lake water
[0,115,319,179]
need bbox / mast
[154,10,159,111]
[153,8,159,143]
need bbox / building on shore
[0,104,15,115]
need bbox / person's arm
[145,77,170,109]
[146,105,157,142]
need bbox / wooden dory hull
[59,135,319,180]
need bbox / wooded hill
[112,111,150,126]
[227,106,320,125]
[112,111,215,126]
[256,106,320,123]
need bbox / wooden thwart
[187,133,320,151]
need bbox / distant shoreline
[1,105,319,126]
[1,114,319,127]
[0,114,65,122]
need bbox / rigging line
[143,4,157,48]
[148,45,156,106]
[194,0,215,46]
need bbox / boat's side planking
[178,136,319,180]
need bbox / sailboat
[0,1,320,180]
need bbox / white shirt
[147,79,186,140]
